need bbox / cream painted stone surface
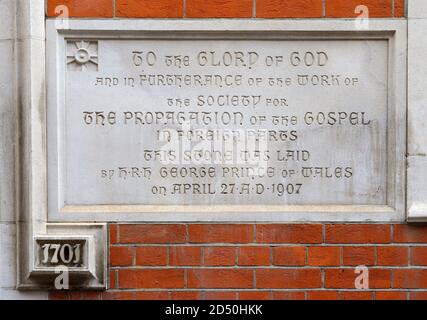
[47,20,406,222]
[407,0,427,221]
[0,224,45,298]
[0,224,16,288]
[0,0,14,40]
[408,18,427,155]
[13,1,107,290]
[408,0,427,19]
[0,41,16,223]
[0,0,48,298]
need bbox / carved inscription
[35,238,87,268]
[63,39,388,206]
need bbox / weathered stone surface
[46,20,406,222]
[407,0,427,221]
[56,39,388,205]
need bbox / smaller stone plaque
[34,237,89,269]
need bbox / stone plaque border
[46,19,407,223]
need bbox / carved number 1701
[41,244,81,264]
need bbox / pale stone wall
[0,0,46,299]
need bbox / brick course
[106,223,426,299]
[47,0,404,18]
[54,222,427,300]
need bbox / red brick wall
[46,0,413,300]
[46,0,405,18]
[50,223,427,300]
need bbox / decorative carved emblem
[67,40,98,71]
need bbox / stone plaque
[47,21,406,221]
[35,237,89,269]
